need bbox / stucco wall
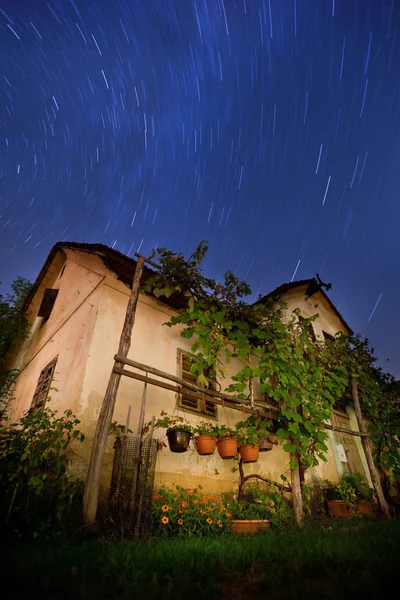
[8,249,104,423]
[79,273,346,501]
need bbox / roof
[23,242,353,334]
[258,278,353,334]
[21,241,187,313]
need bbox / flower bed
[152,485,232,537]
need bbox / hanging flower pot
[195,435,217,456]
[217,437,238,459]
[259,437,273,452]
[166,427,192,453]
[239,444,259,463]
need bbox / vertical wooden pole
[290,448,304,526]
[351,376,391,520]
[83,256,145,528]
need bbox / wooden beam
[112,367,277,420]
[114,354,279,413]
[114,357,369,438]
[83,255,146,528]
[351,376,391,520]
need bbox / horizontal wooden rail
[114,355,369,438]
[112,367,277,420]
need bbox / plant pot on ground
[327,500,353,518]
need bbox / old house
[5,242,370,502]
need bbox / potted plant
[215,424,238,459]
[326,478,357,518]
[227,495,272,534]
[193,421,217,456]
[235,417,262,463]
[144,412,193,453]
[341,473,375,516]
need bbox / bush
[151,485,232,537]
[0,407,84,539]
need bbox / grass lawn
[3,520,400,599]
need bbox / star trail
[1,0,400,376]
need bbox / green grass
[3,520,400,599]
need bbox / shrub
[151,485,231,537]
[0,407,84,538]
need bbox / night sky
[1,1,399,377]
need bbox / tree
[143,242,350,526]
[0,277,32,418]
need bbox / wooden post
[83,255,145,528]
[290,448,304,526]
[351,376,391,520]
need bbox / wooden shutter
[332,411,365,475]
[31,357,58,412]
[178,350,217,418]
[38,288,59,320]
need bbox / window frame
[176,348,217,419]
[30,356,58,413]
[38,288,59,323]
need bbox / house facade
[6,242,371,502]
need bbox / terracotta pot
[356,502,374,516]
[231,520,271,535]
[239,444,259,463]
[217,437,238,459]
[166,428,191,453]
[259,438,273,452]
[195,435,217,456]
[327,500,353,518]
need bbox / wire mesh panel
[109,434,158,537]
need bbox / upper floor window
[30,357,58,412]
[38,288,59,323]
[177,349,217,418]
[298,315,316,341]
[322,330,335,342]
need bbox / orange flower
[177,519,183,525]
[178,509,183,514]
[200,508,206,515]
[192,500,199,504]
[161,505,169,512]
[217,520,223,528]
[206,518,213,525]
[161,516,169,524]
[225,513,232,518]
[181,501,188,508]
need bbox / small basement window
[177,349,217,418]
[30,357,58,412]
[38,288,59,322]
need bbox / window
[322,331,335,343]
[177,349,217,418]
[38,288,59,322]
[298,315,315,340]
[30,357,58,412]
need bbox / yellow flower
[200,508,206,515]
[177,519,183,525]
[178,509,183,514]
[206,518,213,525]
[161,516,169,524]
[161,504,169,512]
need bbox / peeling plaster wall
[79,277,348,500]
